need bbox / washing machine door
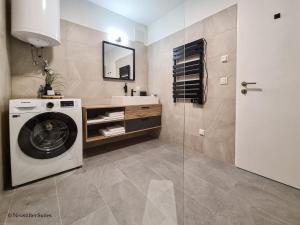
[18,112,78,159]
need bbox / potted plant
[42,60,64,96]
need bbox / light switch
[221,55,229,63]
[220,77,228,85]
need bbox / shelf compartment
[86,107,124,121]
[86,121,125,139]
[86,126,161,143]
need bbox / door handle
[241,81,257,87]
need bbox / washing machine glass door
[18,112,78,159]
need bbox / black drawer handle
[141,107,150,109]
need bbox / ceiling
[88,0,185,25]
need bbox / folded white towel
[108,115,124,119]
[105,111,124,117]
[87,115,124,125]
[100,128,125,137]
[107,125,125,131]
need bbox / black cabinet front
[125,116,161,133]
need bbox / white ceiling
[88,0,185,25]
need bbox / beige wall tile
[9,6,237,164]
[148,5,237,164]
[10,20,148,105]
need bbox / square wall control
[220,77,228,85]
[221,55,229,63]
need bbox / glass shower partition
[145,3,186,225]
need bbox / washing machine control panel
[60,101,75,108]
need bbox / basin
[111,96,159,106]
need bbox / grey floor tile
[99,149,130,162]
[120,162,164,195]
[148,180,184,225]
[117,143,147,156]
[184,158,237,191]
[56,172,106,225]
[184,195,216,225]
[114,154,141,171]
[231,182,300,225]
[157,147,184,166]
[100,180,165,225]
[5,140,300,225]
[184,173,239,214]
[0,194,12,225]
[87,162,127,190]
[6,179,61,225]
[70,206,119,225]
[262,178,300,207]
[138,139,165,150]
[82,154,112,172]
[147,159,183,191]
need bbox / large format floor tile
[6,179,61,225]
[2,139,300,225]
[56,172,106,225]
[70,207,118,225]
[100,179,166,225]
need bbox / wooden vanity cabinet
[82,104,162,147]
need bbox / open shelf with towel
[82,104,162,147]
[172,39,207,104]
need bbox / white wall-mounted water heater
[11,0,61,47]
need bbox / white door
[236,0,300,189]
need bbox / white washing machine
[9,99,83,187]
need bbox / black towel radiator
[172,39,207,104]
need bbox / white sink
[111,96,159,106]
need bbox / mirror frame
[102,41,136,81]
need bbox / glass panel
[18,112,78,159]
[183,2,238,224]
[139,4,186,225]
[30,119,70,151]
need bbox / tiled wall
[10,20,148,105]
[148,5,237,163]
[9,6,237,164]
[0,0,11,196]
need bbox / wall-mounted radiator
[172,39,207,104]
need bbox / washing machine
[9,99,83,187]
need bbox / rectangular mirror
[103,41,135,81]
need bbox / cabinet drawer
[125,116,161,132]
[125,104,162,120]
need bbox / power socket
[198,129,205,136]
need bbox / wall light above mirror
[103,41,135,81]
